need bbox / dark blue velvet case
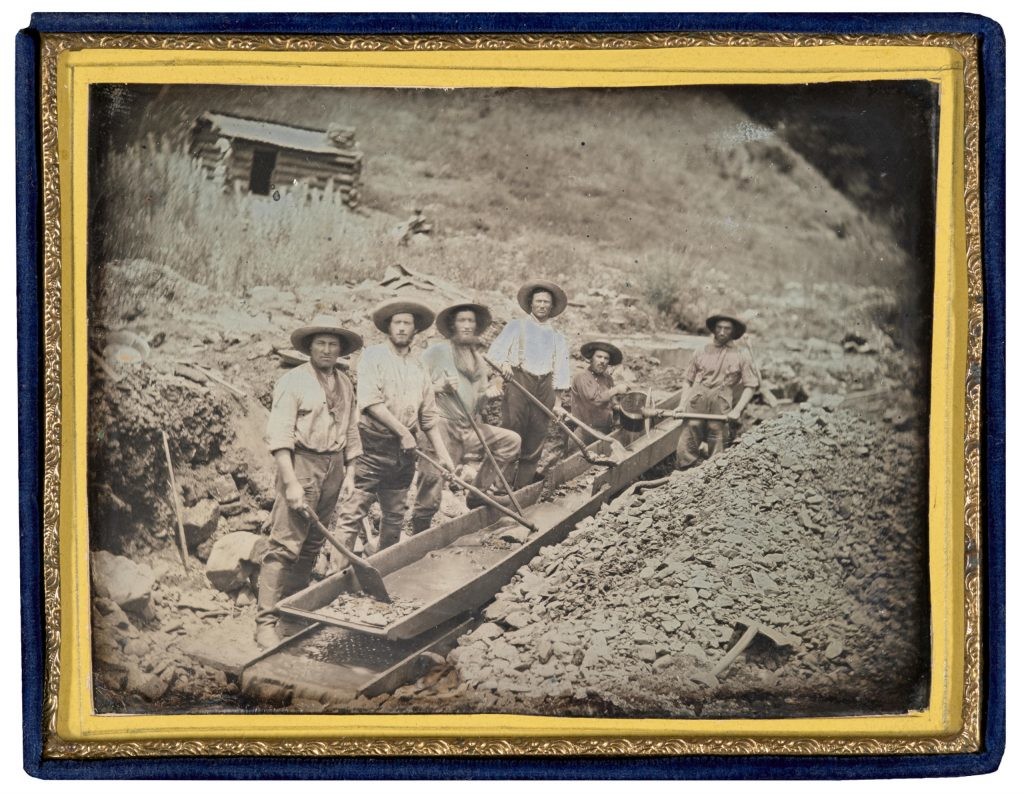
[16,12,1005,779]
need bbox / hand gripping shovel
[413,449,540,534]
[301,506,392,603]
[563,414,629,463]
[482,355,620,468]
[448,388,526,516]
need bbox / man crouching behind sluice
[256,315,364,649]
[334,300,456,556]
[412,303,522,534]
[675,311,759,469]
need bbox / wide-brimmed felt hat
[290,314,363,357]
[580,340,623,366]
[372,299,435,334]
[517,280,568,318]
[705,312,747,340]
[435,302,493,339]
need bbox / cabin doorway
[250,148,278,195]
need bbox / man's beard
[391,336,411,349]
[452,337,483,380]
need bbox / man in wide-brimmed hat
[487,280,571,488]
[567,340,631,442]
[675,311,759,469]
[334,299,456,554]
[256,315,363,648]
[412,302,522,533]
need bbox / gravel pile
[449,405,929,717]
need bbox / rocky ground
[357,404,929,718]
[86,260,927,714]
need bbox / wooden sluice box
[226,393,684,703]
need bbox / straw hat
[435,302,493,339]
[580,340,623,366]
[290,314,363,356]
[371,300,435,334]
[705,312,747,340]
[517,280,568,318]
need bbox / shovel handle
[482,355,593,456]
[644,409,731,422]
[710,624,760,678]
[301,506,365,568]
[413,449,539,534]
[449,389,525,516]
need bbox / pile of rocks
[448,405,929,717]
[91,550,242,708]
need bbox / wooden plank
[357,617,472,698]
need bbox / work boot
[255,623,280,650]
[254,557,288,648]
[410,515,433,535]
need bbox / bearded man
[334,300,455,553]
[411,303,522,533]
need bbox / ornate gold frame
[37,32,982,759]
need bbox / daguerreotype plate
[16,12,1005,779]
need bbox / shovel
[563,414,630,463]
[643,407,731,422]
[448,388,526,516]
[413,449,540,534]
[689,616,800,688]
[482,355,619,468]
[301,506,392,603]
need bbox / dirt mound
[448,405,929,717]
[90,259,214,326]
[88,364,234,555]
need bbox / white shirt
[487,314,571,390]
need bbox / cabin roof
[197,112,353,157]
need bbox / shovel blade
[351,562,392,603]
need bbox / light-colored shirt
[487,315,571,390]
[421,341,489,427]
[570,369,616,431]
[265,363,362,460]
[356,341,439,434]
[684,342,759,391]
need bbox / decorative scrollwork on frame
[38,30,983,760]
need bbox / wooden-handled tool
[448,388,525,516]
[642,407,731,422]
[482,355,619,467]
[413,449,540,534]
[301,506,392,603]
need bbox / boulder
[210,473,240,504]
[91,551,155,614]
[182,498,221,548]
[205,531,266,593]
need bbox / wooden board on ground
[178,616,262,676]
[241,617,470,707]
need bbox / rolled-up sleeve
[739,351,759,389]
[265,379,299,453]
[487,321,518,366]
[683,356,698,385]
[417,370,439,432]
[356,348,386,412]
[342,378,363,462]
[553,333,571,390]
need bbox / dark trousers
[258,448,345,628]
[675,386,732,469]
[501,369,554,488]
[336,425,417,553]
